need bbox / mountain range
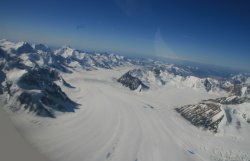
[1,39,249,119]
[0,39,250,161]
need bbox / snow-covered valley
[1,39,250,161]
[6,68,250,161]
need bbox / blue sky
[0,0,249,70]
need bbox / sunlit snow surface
[8,67,250,161]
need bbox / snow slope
[0,97,49,161]
[8,67,250,161]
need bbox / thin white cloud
[153,29,197,62]
[114,0,135,16]
[113,0,151,16]
[154,29,176,57]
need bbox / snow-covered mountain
[0,39,135,117]
[0,52,78,117]
[117,66,250,96]
[176,95,250,133]
[1,39,249,116]
[0,39,132,71]
[117,71,149,91]
[117,65,250,134]
[53,46,131,70]
[1,39,250,161]
[176,102,224,133]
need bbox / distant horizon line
[1,37,249,73]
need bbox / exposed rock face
[0,65,78,118]
[206,96,250,105]
[17,92,56,118]
[12,67,78,117]
[17,67,74,88]
[117,72,149,91]
[17,42,35,54]
[18,68,61,90]
[204,78,212,92]
[176,102,224,133]
[231,85,243,96]
[17,89,77,118]
[34,44,51,52]
[176,94,250,133]
[0,48,6,58]
[0,50,6,94]
[0,69,5,94]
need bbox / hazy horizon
[0,0,249,70]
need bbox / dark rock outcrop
[34,44,51,52]
[176,102,224,133]
[206,96,250,105]
[13,67,78,118]
[177,94,250,133]
[204,79,212,92]
[18,67,61,90]
[17,88,78,118]
[118,71,149,91]
[16,42,35,54]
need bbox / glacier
[0,39,250,161]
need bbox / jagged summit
[17,41,34,52]
[34,43,51,52]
